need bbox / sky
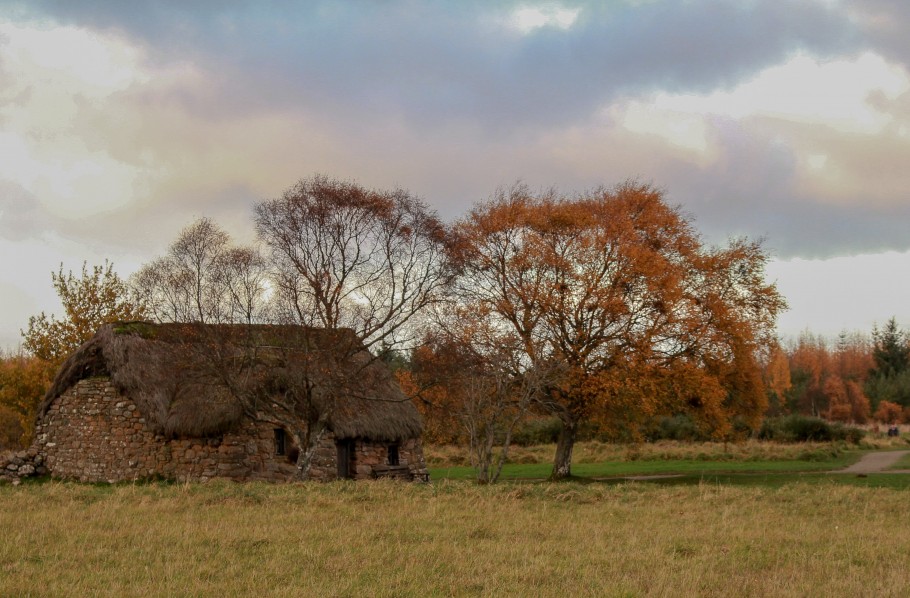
[2,0,910,350]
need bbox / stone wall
[27,377,428,483]
[351,438,428,480]
[34,378,307,483]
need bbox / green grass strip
[430,452,863,481]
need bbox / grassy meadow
[4,439,910,596]
[424,439,889,480]
[3,477,910,596]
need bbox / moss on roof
[39,322,422,441]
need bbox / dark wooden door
[336,439,354,479]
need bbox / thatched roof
[38,322,422,442]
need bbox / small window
[387,444,400,466]
[274,429,286,456]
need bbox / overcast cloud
[2,0,910,347]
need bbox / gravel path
[838,450,910,474]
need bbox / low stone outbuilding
[29,322,428,483]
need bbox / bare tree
[254,175,454,349]
[133,218,270,325]
[130,200,442,479]
[132,256,196,323]
[217,246,272,325]
[413,304,546,483]
[166,323,373,479]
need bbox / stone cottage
[25,322,428,483]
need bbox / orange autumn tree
[396,357,464,445]
[763,344,792,415]
[827,332,873,423]
[23,261,146,364]
[785,331,872,423]
[874,400,903,424]
[455,182,785,479]
[0,351,55,448]
[787,332,829,416]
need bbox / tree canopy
[0,351,54,448]
[454,182,785,478]
[254,175,454,349]
[132,218,270,325]
[871,317,909,379]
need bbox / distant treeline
[765,318,910,425]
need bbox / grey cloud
[845,0,910,65]
[17,0,859,133]
[5,0,897,261]
[0,176,257,256]
[660,120,910,259]
[64,183,262,252]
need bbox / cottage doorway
[336,439,355,479]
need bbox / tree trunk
[551,417,578,480]
[294,417,328,480]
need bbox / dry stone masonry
[0,449,45,485]
[26,377,428,483]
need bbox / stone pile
[0,448,47,485]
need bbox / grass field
[4,440,909,595]
[887,451,910,470]
[426,439,869,480]
[3,478,910,596]
[429,456,861,480]
[424,439,871,467]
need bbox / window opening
[387,444,400,466]
[274,429,286,456]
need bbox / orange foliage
[844,379,871,424]
[0,405,24,449]
[764,345,791,404]
[396,362,463,445]
[823,376,850,423]
[786,331,872,422]
[874,400,903,424]
[835,331,874,381]
[455,182,785,475]
[23,261,145,364]
[0,352,54,447]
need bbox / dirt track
[839,450,910,474]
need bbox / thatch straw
[39,322,422,441]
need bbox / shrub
[758,415,865,443]
[874,400,903,424]
[833,424,866,444]
[511,418,562,446]
[655,415,702,441]
[0,405,24,451]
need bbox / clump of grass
[857,435,910,450]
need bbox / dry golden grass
[857,434,910,451]
[2,479,910,596]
